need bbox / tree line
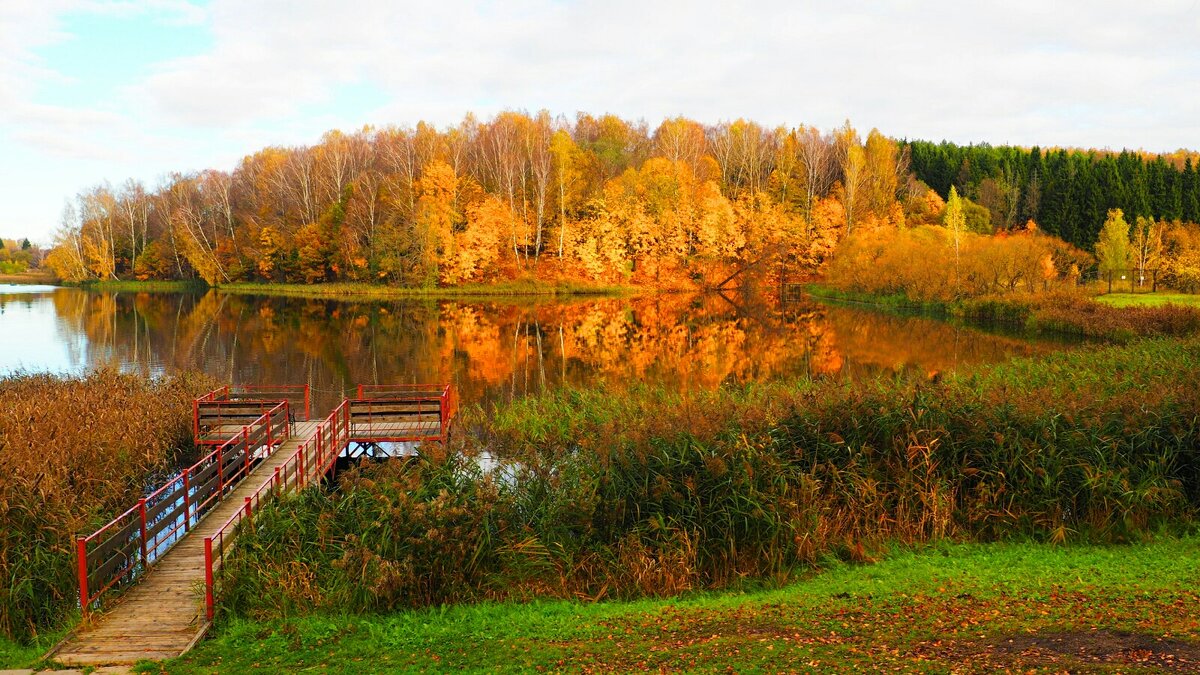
[44,112,909,287]
[906,140,1200,249]
[44,113,1200,290]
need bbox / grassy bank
[69,279,209,293]
[156,536,1200,673]
[0,628,69,671]
[0,370,215,642]
[0,271,57,285]
[212,280,637,299]
[61,278,639,299]
[212,337,1200,629]
[806,284,1200,341]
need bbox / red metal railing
[78,381,457,621]
[227,385,310,421]
[202,400,351,620]
[193,385,310,445]
[350,384,458,442]
[77,401,289,614]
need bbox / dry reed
[0,369,214,641]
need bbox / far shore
[0,271,57,285]
[61,278,648,300]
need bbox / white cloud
[3,0,1200,240]
[127,0,1200,151]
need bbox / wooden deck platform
[349,418,442,440]
[51,421,321,667]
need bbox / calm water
[0,285,1073,414]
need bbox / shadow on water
[0,286,1077,414]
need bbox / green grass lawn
[141,537,1200,674]
[1095,292,1200,308]
[0,627,69,671]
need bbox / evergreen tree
[1183,159,1200,223]
[903,140,1200,247]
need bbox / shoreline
[64,279,645,299]
[802,283,1200,342]
[0,272,57,285]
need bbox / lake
[0,285,1073,413]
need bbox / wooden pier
[50,383,456,667]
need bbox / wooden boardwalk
[52,421,320,667]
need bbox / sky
[2,0,1199,243]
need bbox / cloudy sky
[2,0,1199,242]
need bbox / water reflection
[0,287,1071,413]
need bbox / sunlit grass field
[1095,292,1200,308]
[151,536,1200,673]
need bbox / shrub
[221,338,1200,620]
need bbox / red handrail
[193,385,310,444]
[346,384,458,443]
[203,400,349,620]
[78,400,289,613]
[80,382,455,620]
[228,385,311,421]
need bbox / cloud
[3,0,1200,240]
[127,0,1200,152]
[81,0,207,25]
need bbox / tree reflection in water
[0,287,1076,413]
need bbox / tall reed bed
[221,338,1200,620]
[0,370,213,641]
[811,284,1200,341]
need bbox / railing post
[77,537,89,615]
[138,498,148,566]
[274,466,282,490]
[329,423,337,479]
[243,427,251,478]
[243,496,252,519]
[440,389,447,441]
[183,469,191,533]
[266,411,273,450]
[217,444,225,495]
[298,444,306,487]
[204,537,215,621]
[304,385,311,421]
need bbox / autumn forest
[42,111,1200,293]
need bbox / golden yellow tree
[414,160,459,285]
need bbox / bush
[827,226,1089,302]
[221,338,1200,620]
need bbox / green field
[1095,292,1200,308]
[145,537,1200,673]
[70,279,208,293]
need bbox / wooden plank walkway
[51,421,321,667]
